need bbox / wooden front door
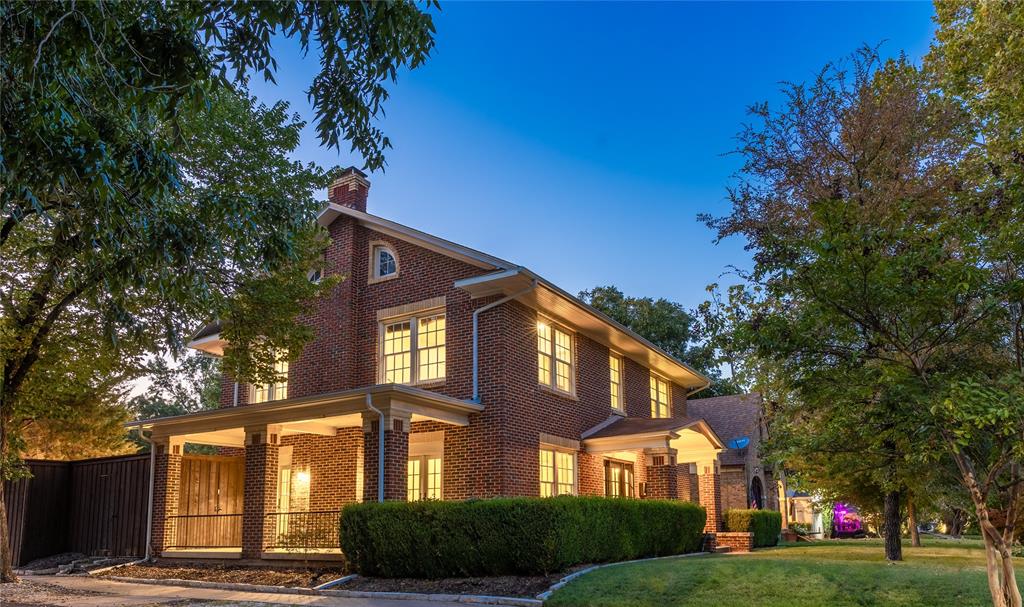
[175,455,243,547]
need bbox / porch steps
[713,545,732,554]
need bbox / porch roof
[581,415,725,461]
[134,384,483,446]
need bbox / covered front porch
[142,384,483,560]
[582,416,726,531]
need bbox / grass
[547,537,1023,607]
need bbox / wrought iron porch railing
[266,510,341,550]
[167,513,242,549]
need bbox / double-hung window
[252,351,289,404]
[539,447,576,497]
[609,354,624,413]
[537,318,573,394]
[650,374,671,418]
[381,312,446,384]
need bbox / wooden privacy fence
[4,454,150,566]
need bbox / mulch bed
[342,566,588,599]
[96,561,584,598]
[95,562,344,588]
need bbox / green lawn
[547,538,1023,607]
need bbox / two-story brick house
[139,168,728,561]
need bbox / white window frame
[408,432,443,501]
[251,351,289,404]
[369,241,399,283]
[378,310,446,385]
[537,316,575,396]
[650,373,672,419]
[609,352,625,414]
[539,445,577,497]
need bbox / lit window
[408,455,442,501]
[537,318,573,394]
[372,245,398,280]
[605,460,635,498]
[252,351,289,403]
[650,374,671,418]
[539,447,575,497]
[609,354,623,412]
[417,315,446,381]
[382,321,412,383]
[381,312,445,384]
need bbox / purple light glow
[833,502,863,534]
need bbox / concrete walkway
[4,575,467,607]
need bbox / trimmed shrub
[723,509,782,547]
[339,496,706,578]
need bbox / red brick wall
[715,531,754,552]
[151,451,181,552]
[721,466,748,513]
[280,429,362,510]
[677,464,700,502]
[242,443,278,557]
[363,419,409,501]
[645,461,679,500]
[699,466,723,532]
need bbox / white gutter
[471,279,538,402]
[136,421,155,561]
[364,392,385,503]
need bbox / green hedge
[339,496,706,578]
[723,509,782,547]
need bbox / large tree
[1,1,436,581]
[579,285,741,396]
[704,42,1022,605]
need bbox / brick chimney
[328,166,370,212]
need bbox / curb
[101,575,541,606]
[535,551,712,601]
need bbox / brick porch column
[151,437,183,554]
[362,410,410,502]
[242,425,280,558]
[643,448,679,500]
[698,458,723,532]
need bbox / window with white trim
[650,374,671,418]
[537,318,573,394]
[407,456,442,501]
[539,447,576,497]
[609,354,624,412]
[381,312,446,384]
[373,245,398,280]
[252,351,288,404]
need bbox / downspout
[365,392,385,503]
[232,382,239,407]
[472,280,537,402]
[687,381,712,397]
[137,421,155,561]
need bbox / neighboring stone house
[688,393,781,515]
[140,168,740,562]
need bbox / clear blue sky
[248,1,937,311]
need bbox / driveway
[1,575,467,607]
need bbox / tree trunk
[883,489,903,561]
[907,493,921,547]
[0,468,15,583]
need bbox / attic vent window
[370,242,399,282]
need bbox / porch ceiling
[136,384,483,445]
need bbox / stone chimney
[328,166,370,212]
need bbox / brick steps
[713,545,732,554]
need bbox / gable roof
[687,392,763,465]
[317,203,711,391]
